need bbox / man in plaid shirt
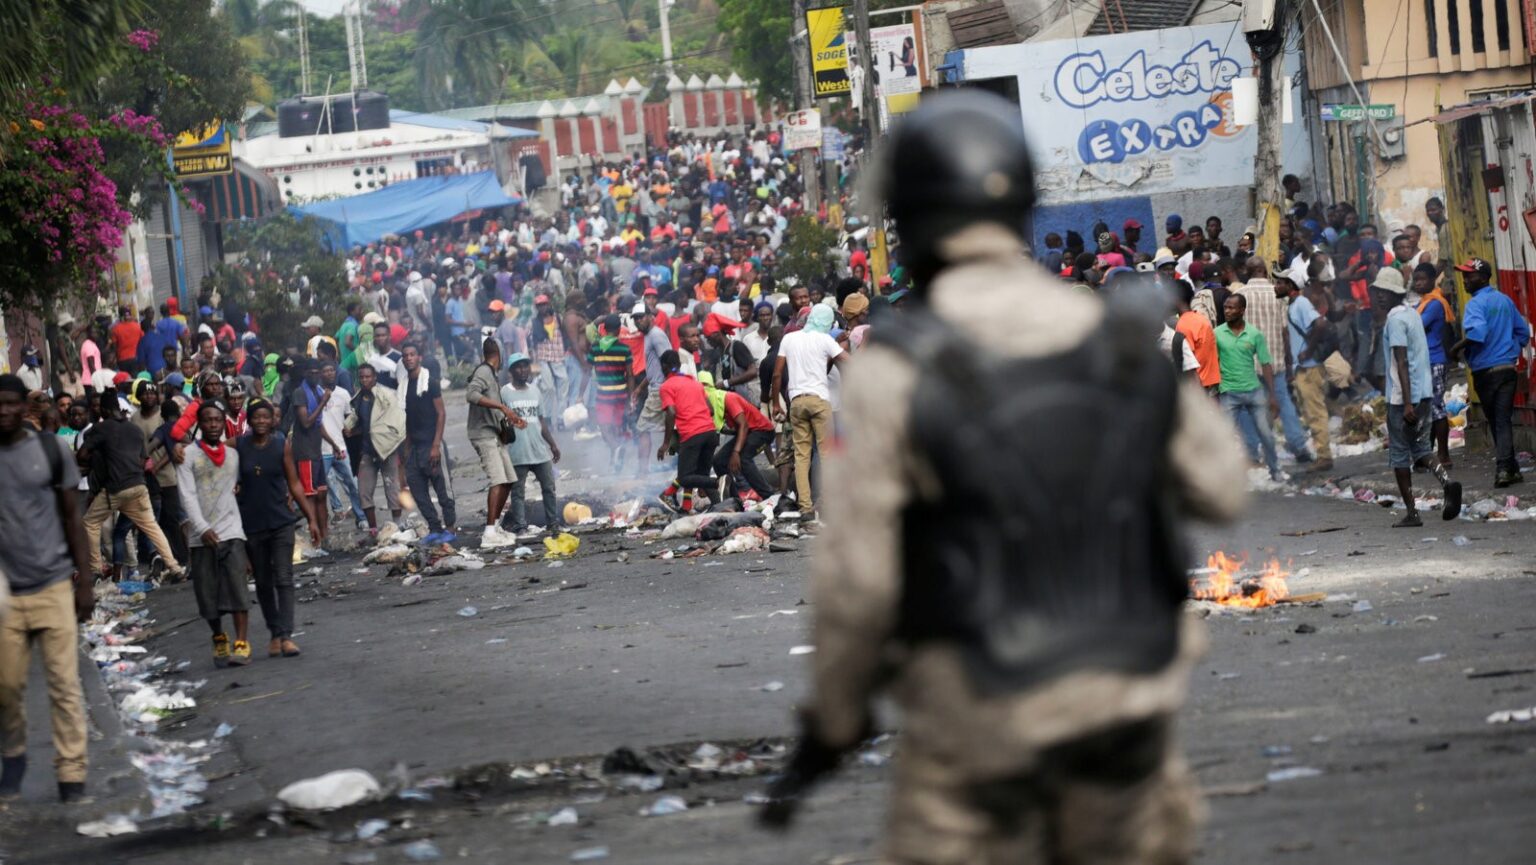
[529,294,571,413]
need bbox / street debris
[548,807,580,826]
[1266,767,1324,782]
[76,814,139,837]
[401,839,443,861]
[276,768,382,811]
[1294,623,1318,634]
[570,847,610,861]
[355,818,390,840]
[757,681,785,692]
[563,502,594,524]
[364,543,412,564]
[1486,706,1536,724]
[458,606,479,617]
[1352,600,1374,613]
[1453,536,1471,546]
[641,794,689,816]
[1190,552,1295,609]
[789,645,816,655]
[544,533,582,559]
[1418,653,1446,663]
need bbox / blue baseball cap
[506,352,531,368]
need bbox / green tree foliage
[0,0,140,118]
[216,212,349,354]
[409,0,538,109]
[777,215,839,289]
[716,0,793,105]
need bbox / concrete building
[1299,0,1534,233]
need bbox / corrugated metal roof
[435,95,615,123]
[1425,90,1536,125]
[387,109,492,132]
[1086,0,1201,35]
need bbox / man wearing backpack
[759,92,1247,863]
[0,374,96,803]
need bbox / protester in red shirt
[109,306,144,371]
[712,389,775,501]
[656,349,719,512]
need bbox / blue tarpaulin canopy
[293,171,521,249]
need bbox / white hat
[302,315,324,328]
[1371,266,1407,295]
[441,257,456,268]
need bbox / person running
[1413,262,1455,467]
[656,350,719,511]
[501,353,563,537]
[635,306,674,483]
[345,364,407,533]
[79,391,184,581]
[712,385,776,502]
[1451,258,1531,487]
[466,336,526,550]
[177,402,253,668]
[1372,268,1462,527]
[236,399,321,658]
[771,304,846,519]
[1214,294,1284,482]
[0,374,95,804]
[1281,264,1336,472]
[399,342,457,544]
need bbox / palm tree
[408,0,538,109]
[0,0,138,117]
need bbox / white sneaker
[480,525,515,549]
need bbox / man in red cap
[1122,218,1144,255]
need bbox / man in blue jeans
[1214,293,1283,481]
[399,342,457,545]
[1452,258,1531,487]
[499,353,563,536]
[319,361,367,530]
[1235,259,1312,462]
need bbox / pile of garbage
[1301,481,1532,521]
[649,507,800,559]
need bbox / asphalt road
[6,397,1535,865]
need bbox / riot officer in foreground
[760,90,1248,863]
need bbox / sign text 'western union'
[807,6,851,99]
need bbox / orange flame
[1192,551,1290,608]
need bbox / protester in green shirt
[335,301,362,372]
[1214,294,1283,481]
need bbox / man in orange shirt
[109,306,144,373]
[1171,280,1221,394]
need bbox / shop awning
[292,170,522,249]
[191,157,281,222]
[1425,90,1536,125]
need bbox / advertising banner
[807,6,851,99]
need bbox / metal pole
[851,0,880,150]
[165,151,189,308]
[658,0,675,78]
[790,0,820,212]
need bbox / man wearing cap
[1374,266,1463,525]
[1452,258,1531,486]
[17,346,45,394]
[500,352,562,536]
[1164,213,1186,248]
[530,294,570,412]
[771,305,847,519]
[1122,218,1144,255]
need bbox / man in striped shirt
[585,314,635,472]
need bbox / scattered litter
[76,815,138,837]
[642,795,689,816]
[547,561,565,569]
[1266,767,1324,782]
[429,554,487,574]
[486,638,508,644]
[121,685,196,717]
[719,526,772,554]
[548,807,580,826]
[1351,600,1373,613]
[355,818,390,840]
[364,544,412,564]
[511,546,535,558]
[857,750,888,766]
[757,681,785,692]
[276,768,381,811]
[1417,653,1446,663]
[401,574,422,587]
[398,788,433,801]
[570,847,610,862]
[1413,615,1438,623]
[563,502,594,524]
[1486,706,1535,724]
[401,839,442,862]
[1260,745,1293,758]
[1294,623,1317,634]
[116,580,155,595]
[457,606,479,618]
[789,645,816,655]
[213,722,235,738]
[1452,536,1471,546]
[659,514,711,539]
[543,533,581,559]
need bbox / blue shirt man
[1460,268,1531,371]
[1287,294,1322,369]
[136,326,169,374]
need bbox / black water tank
[277,91,390,138]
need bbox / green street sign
[1321,103,1396,121]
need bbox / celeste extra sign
[1055,40,1244,165]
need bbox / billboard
[173,122,233,178]
[807,6,851,99]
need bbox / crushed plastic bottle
[457,606,478,617]
[213,722,235,739]
[1452,535,1471,546]
[641,795,689,816]
[570,848,610,862]
[1267,766,1323,782]
[548,807,579,826]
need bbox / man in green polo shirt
[1215,293,1284,481]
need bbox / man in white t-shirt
[770,305,846,517]
[319,361,367,529]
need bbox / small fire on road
[1191,551,1291,608]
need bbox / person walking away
[758,92,1248,861]
[1372,268,1462,526]
[1171,280,1221,394]
[1235,259,1312,462]
[318,361,367,532]
[177,402,253,668]
[1214,295,1285,481]
[1413,262,1455,466]
[635,308,674,484]
[1282,263,1336,472]
[466,337,526,550]
[655,350,720,511]
[501,353,563,536]
[288,360,332,554]
[126,381,170,575]
[0,374,95,803]
[1451,258,1531,487]
[236,399,321,658]
[148,397,188,568]
[398,343,457,544]
[712,386,776,502]
[771,304,846,519]
[79,392,183,580]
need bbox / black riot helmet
[875,90,1036,289]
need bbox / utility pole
[1245,0,1287,266]
[790,0,820,212]
[298,6,312,94]
[658,0,676,79]
[850,0,880,152]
